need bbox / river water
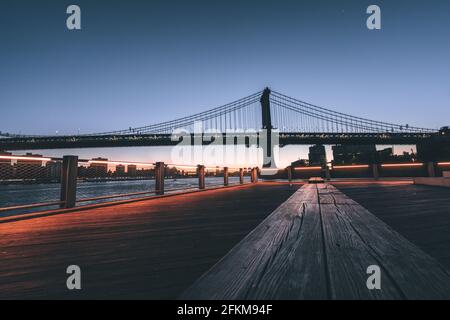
[0,176,248,217]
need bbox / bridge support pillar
[287,166,293,186]
[239,168,244,184]
[260,88,275,168]
[155,162,165,195]
[60,155,78,208]
[198,165,205,189]
[372,164,380,180]
[427,162,436,177]
[223,167,229,186]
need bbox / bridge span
[2,88,447,153]
[0,131,441,151]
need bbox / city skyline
[0,144,425,183]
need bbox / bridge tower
[260,87,275,168]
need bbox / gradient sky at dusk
[1,0,449,166]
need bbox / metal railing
[0,154,258,215]
[1,152,449,216]
[285,161,449,180]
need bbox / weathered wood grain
[333,182,450,270]
[181,185,328,299]
[0,184,300,299]
[183,183,450,299]
[323,184,450,299]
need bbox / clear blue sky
[1,0,449,166]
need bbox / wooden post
[60,155,78,208]
[223,167,229,186]
[427,162,436,177]
[251,167,258,183]
[287,166,293,186]
[155,162,165,195]
[372,164,380,180]
[324,165,331,181]
[198,165,205,189]
[239,168,244,184]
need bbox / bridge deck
[182,183,450,299]
[0,131,438,150]
[0,183,298,299]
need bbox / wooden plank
[0,184,299,299]
[183,182,450,300]
[249,203,327,299]
[333,182,450,270]
[295,183,318,203]
[321,184,450,299]
[338,204,450,299]
[317,183,357,205]
[319,203,402,299]
[181,185,328,299]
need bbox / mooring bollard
[251,167,258,183]
[324,165,331,181]
[198,165,205,189]
[239,168,244,184]
[155,162,165,195]
[287,166,293,186]
[223,167,229,186]
[427,162,436,177]
[60,155,78,208]
[372,164,380,180]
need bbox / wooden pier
[182,183,450,299]
[1,181,450,299]
[0,183,297,299]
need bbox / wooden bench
[181,184,450,299]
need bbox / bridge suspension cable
[0,88,436,138]
[91,91,263,135]
[70,90,441,135]
[269,90,435,133]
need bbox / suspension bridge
[2,89,450,300]
[0,88,447,152]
